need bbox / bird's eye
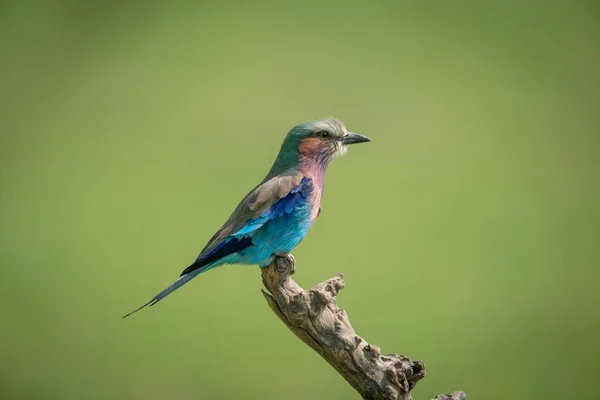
[317,131,329,138]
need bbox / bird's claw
[275,253,296,275]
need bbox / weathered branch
[260,254,465,400]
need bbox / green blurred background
[1,1,599,399]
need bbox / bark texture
[260,255,465,400]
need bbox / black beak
[341,132,371,145]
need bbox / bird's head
[270,118,370,175]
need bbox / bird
[123,118,370,318]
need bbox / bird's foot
[274,253,296,275]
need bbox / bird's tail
[123,265,212,318]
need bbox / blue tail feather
[122,265,211,318]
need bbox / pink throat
[299,155,328,221]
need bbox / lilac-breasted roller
[124,118,370,317]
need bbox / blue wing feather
[182,177,312,275]
[180,236,253,276]
[233,177,312,237]
[123,176,313,317]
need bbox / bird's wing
[123,174,313,316]
[180,174,312,276]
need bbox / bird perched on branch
[124,118,370,317]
